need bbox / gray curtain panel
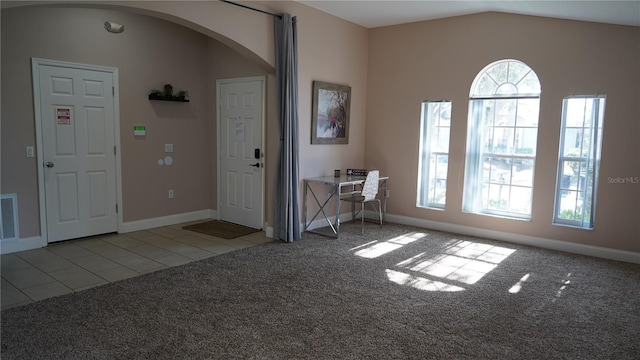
[274,13,302,242]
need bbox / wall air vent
[1,194,19,241]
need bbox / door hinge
[112,87,115,96]
[116,204,118,213]
[114,146,116,155]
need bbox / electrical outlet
[168,189,174,199]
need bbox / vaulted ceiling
[299,1,640,28]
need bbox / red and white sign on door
[56,108,71,125]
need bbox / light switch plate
[165,143,174,153]
[26,146,34,158]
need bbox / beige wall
[1,1,370,241]
[204,1,369,223]
[5,3,633,256]
[205,39,275,227]
[1,6,213,236]
[366,12,640,253]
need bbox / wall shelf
[148,94,189,102]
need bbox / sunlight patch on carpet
[349,240,378,251]
[509,273,531,294]
[390,239,516,291]
[351,232,427,259]
[385,269,465,292]
[552,273,572,302]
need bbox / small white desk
[303,175,389,238]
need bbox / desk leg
[303,182,339,238]
[335,184,341,236]
[303,180,308,231]
[351,184,356,223]
[382,179,388,223]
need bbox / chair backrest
[361,170,379,201]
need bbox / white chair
[341,170,383,234]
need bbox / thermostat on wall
[134,125,146,136]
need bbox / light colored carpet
[1,222,638,359]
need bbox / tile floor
[1,221,274,310]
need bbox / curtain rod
[220,0,282,19]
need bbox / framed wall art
[311,81,351,144]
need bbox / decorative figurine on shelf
[148,85,189,102]
[164,84,174,96]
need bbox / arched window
[462,59,541,219]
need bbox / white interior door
[37,62,118,243]
[218,77,265,229]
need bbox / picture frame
[311,81,351,144]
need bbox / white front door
[35,61,118,243]
[217,77,265,229]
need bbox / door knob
[45,161,54,168]
[250,162,261,168]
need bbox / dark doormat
[183,220,260,239]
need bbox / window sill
[462,210,532,221]
[552,222,594,231]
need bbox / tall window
[553,96,606,229]
[462,60,541,219]
[417,101,451,209]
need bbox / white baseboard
[385,213,640,264]
[120,209,216,233]
[1,236,46,255]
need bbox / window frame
[462,59,541,220]
[417,100,452,210]
[553,95,606,229]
